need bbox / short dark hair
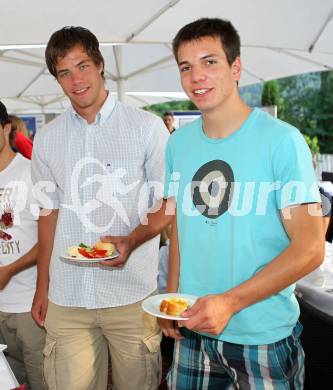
[172,18,241,66]
[163,111,174,118]
[0,102,14,149]
[0,100,9,126]
[45,26,105,78]
[0,102,14,147]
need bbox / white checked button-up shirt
[31,94,169,308]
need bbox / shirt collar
[99,92,116,125]
[69,91,116,126]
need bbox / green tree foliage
[277,71,333,153]
[304,135,320,155]
[315,72,333,152]
[143,100,197,116]
[261,80,280,107]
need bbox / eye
[206,59,217,65]
[180,65,191,73]
[79,64,89,71]
[58,71,69,79]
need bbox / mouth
[192,88,212,96]
[72,87,89,96]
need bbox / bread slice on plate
[160,297,189,316]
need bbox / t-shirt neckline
[198,108,259,144]
[0,153,22,175]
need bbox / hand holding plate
[158,317,184,340]
[181,294,236,335]
[99,235,134,267]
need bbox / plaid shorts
[167,322,304,389]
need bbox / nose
[191,65,206,83]
[70,70,83,85]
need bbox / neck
[202,93,252,139]
[74,88,108,124]
[0,147,16,172]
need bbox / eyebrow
[57,68,69,76]
[75,59,90,68]
[178,60,190,67]
[201,54,218,59]
[178,53,218,67]
[57,59,90,75]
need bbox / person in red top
[8,116,33,160]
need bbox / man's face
[177,36,241,115]
[163,115,174,132]
[55,45,105,116]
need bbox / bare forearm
[182,237,325,335]
[167,216,179,292]
[225,233,325,315]
[36,209,58,290]
[7,243,38,276]
[129,199,175,250]
[181,205,325,336]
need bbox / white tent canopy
[0,0,332,113]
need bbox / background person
[161,18,324,389]
[8,115,33,160]
[0,101,45,390]
[163,112,176,134]
[157,224,172,294]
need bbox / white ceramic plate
[61,250,119,263]
[142,293,198,320]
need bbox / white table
[0,345,19,390]
[319,181,333,196]
[296,278,333,317]
[296,242,333,318]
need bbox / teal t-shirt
[165,108,320,345]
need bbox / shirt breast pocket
[102,159,142,196]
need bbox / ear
[231,57,242,82]
[3,122,12,137]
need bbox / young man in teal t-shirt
[161,18,324,389]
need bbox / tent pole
[126,0,181,42]
[114,46,125,102]
[117,79,125,102]
[308,6,333,52]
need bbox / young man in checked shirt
[31,27,172,390]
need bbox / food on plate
[160,297,190,316]
[94,241,115,255]
[68,246,86,258]
[67,241,115,259]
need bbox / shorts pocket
[271,328,304,383]
[43,337,57,390]
[143,330,162,353]
[143,331,162,389]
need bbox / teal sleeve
[273,129,320,209]
[164,141,175,198]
